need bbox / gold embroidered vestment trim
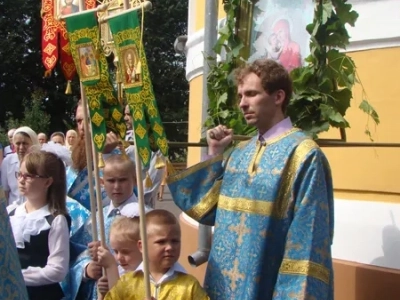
[279,258,330,284]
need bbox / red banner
[41,0,97,80]
[41,0,58,75]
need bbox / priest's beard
[71,136,87,171]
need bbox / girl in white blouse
[9,150,70,300]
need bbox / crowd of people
[0,58,334,300]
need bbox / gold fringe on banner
[155,153,165,169]
[65,80,72,94]
[120,144,129,160]
[165,159,176,176]
[98,152,105,168]
[44,69,52,78]
[145,171,153,188]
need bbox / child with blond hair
[97,216,142,290]
[104,209,209,300]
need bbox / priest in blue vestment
[0,187,29,300]
[168,58,334,300]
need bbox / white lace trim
[10,204,52,248]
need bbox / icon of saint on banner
[120,45,142,87]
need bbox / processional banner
[108,11,169,167]
[41,0,97,89]
[64,11,126,151]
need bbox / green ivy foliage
[205,0,379,140]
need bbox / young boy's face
[110,231,141,272]
[141,224,181,273]
[103,162,136,206]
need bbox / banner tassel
[165,159,176,176]
[65,80,72,94]
[155,153,165,169]
[98,152,105,168]
[145,171,153,188]
[44,69,52,78]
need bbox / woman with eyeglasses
[0,126,39,211]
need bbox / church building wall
[180,1,400,298]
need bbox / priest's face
[76,105,85,137]
[237,72,285,135]
[124,105,132,130]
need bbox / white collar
[134,262,187,285]
[14,203,51,218]
[10,204,52,248]
[106,193,139,217]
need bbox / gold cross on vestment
[221,258,245,291]
[228,214,251,246]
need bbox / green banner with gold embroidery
[65,12,126,152]
[108,11,168,167]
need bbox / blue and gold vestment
[168,129,334,300]
[0,187,28,300]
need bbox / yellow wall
[187,76,203,167]
[321,47,400,201]
[194,1,226,32]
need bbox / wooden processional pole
[122,1,152,297]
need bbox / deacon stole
[168,129,334,300]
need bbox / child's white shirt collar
[134,262,187,285]
[106,193,140,217]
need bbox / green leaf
[219,110,230,119]
[320,104,346,125]
[335,2,359,26]
[332,88,352,115]
[231,41,244,56]
[322,2,334,24]
[217,93,228,106]
[359,100,380,125]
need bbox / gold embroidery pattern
[221,258,245,291]
[91,112,104,127]
[227,214,251,245]
[43,43,56,55]
[274,138,318,218]
[93,133,105,150]
[167,154,223,184]
[152,121,164,136]
[135,123,147,139]
[186,180,222,220]
[138,147,150,164]
[218,195,276,217]
[279,258,330,284]
[111,108,122,122]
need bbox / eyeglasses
[15,172,49,181]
